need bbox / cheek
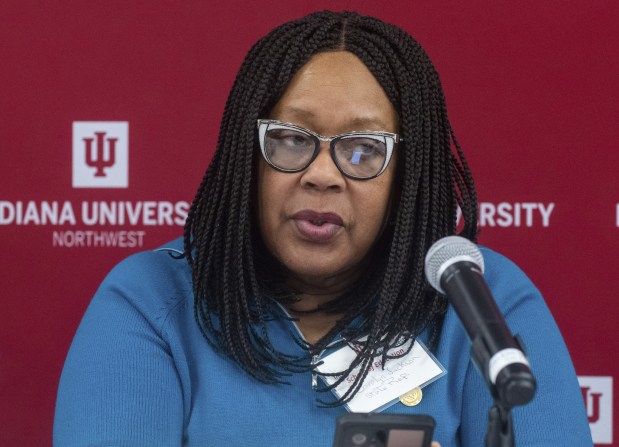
[356,176,395,229]
[359,181,397,250]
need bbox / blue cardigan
[54,238,592,446]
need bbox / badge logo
[399,387,423,406]
[579,376,613,444]
[72,121,128,188]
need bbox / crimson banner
[0,1,616,445]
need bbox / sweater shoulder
[477,246,544,315]
[92,237,192,332]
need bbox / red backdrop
[0,1,616,445]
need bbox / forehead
[269,51,398,134]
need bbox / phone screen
[386,429,425,447]
[346,429,425,447]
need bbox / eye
[357,142,382,155]
[267,129,313,149]
[338,138,386,164]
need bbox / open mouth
[292,210,344,243]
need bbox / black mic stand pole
[470,334,532,447]
[485,401,514,447]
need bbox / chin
[288,257,360,286]
[286,260,343,279]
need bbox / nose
[299,142,345,191]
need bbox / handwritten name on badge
[316,339,445,413]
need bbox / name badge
[316,338,446,413]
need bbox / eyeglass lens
[264,128,388,178]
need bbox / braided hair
[183,10,478,405]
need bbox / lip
[291,210,344,243]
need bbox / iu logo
[579,376,613,444]
[72,122,129,188]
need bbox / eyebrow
[347,116,390,129]
[274,106,390,130]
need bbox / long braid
[340,17,441,373]
[184,10,478,404]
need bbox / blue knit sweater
[54,238,592,446]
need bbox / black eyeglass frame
[256,119,402,180]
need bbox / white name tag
[316,338,446,413]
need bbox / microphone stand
[485,401,514,447]
[470,335,533,447]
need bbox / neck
[283,271,355,344]
[287,295,343,345]
[281,257,373,345]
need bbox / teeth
[310,219,325,226]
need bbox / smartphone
[333,413,435,447]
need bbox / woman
[54,11,592,446]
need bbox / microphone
[424,236,536,408]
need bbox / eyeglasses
[256,119,401,180]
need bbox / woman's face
[256,51,399,291]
